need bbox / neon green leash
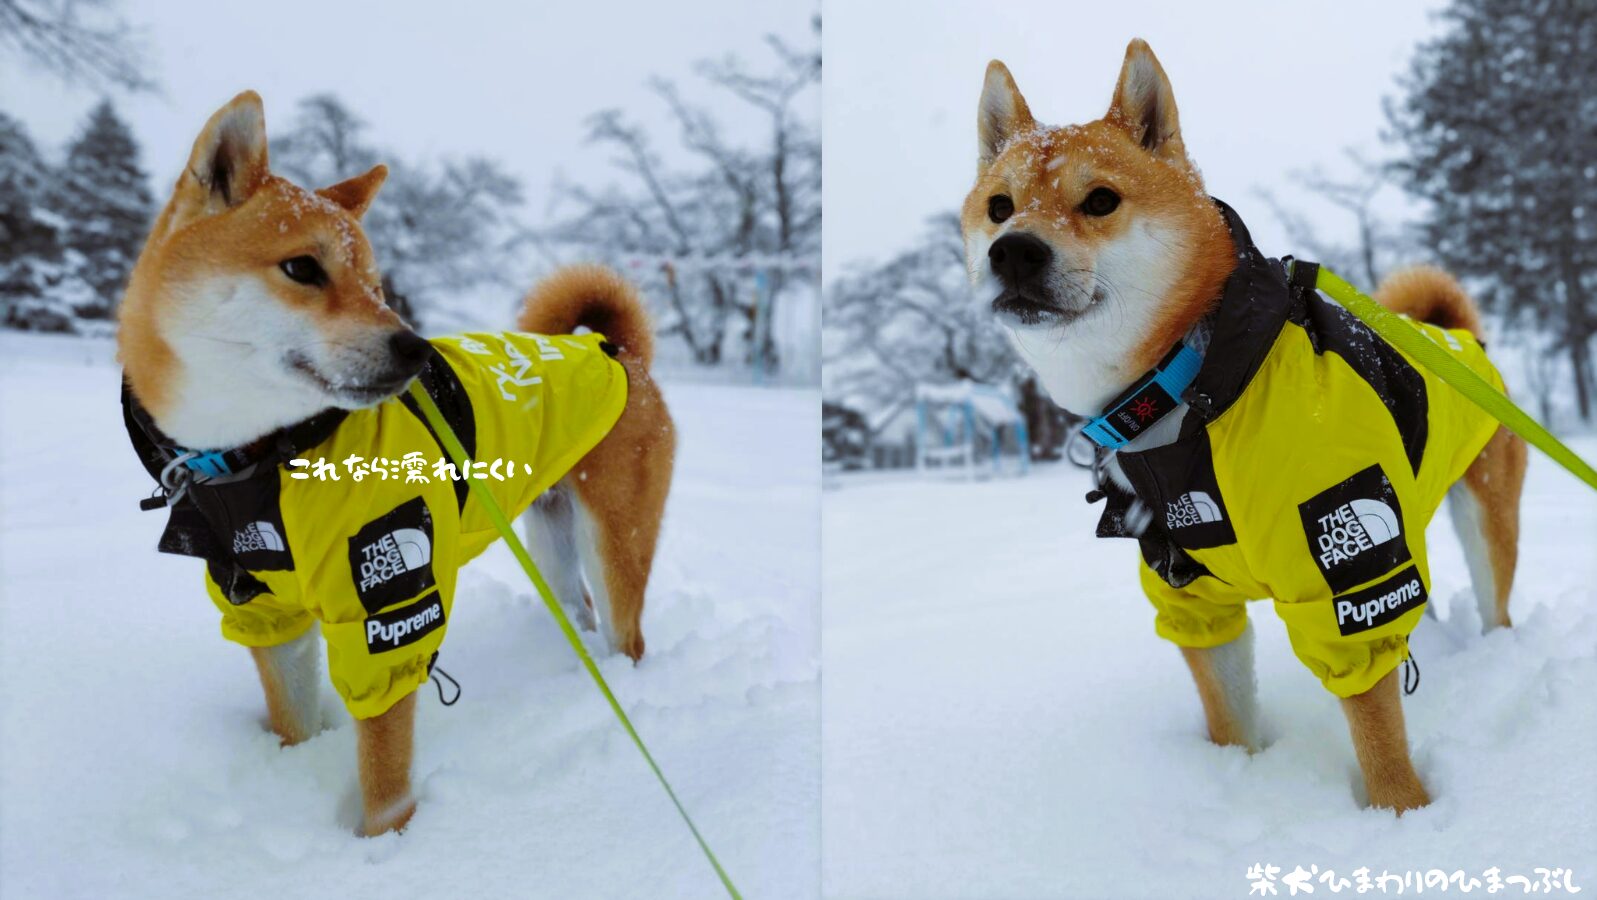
[1295,261,1597,492]
[406,381,743,900]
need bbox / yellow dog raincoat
[126,332,627,718]
[1096,202,1503,697]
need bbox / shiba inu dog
[119,91,675,835]
[960,40,1527,813]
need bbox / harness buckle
[136,450,200,511]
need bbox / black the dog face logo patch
[1298,464,1411,593]
[348,498,436,614]
[1166,491,1223,529]
[205,472,295,572]
[233,520,285,555]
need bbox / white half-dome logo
[357,527,433,593]
[1314,497,1401,569]
[1166,491,1224,529]
[1347,498,1401,544]
[233,521,285,554]
[389,528,431,570]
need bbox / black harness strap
[122,380,349,491]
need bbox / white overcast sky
[821,0,1448,285]
[0,0,815,221]
[2,1,1451,290]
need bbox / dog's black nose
[389,329,431,371]
[989,232,1052,286]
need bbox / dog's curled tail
[518,265,655,368]
[1373,265,1484,339]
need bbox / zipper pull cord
[428,655,461,707]
[1402,646,1420,696]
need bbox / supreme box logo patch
[1334,565,1428,636]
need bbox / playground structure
[914,381,1030,478]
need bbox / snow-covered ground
[823,445,1597,898]
[0,333,818,899]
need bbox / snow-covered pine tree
[0,110,78,332]
[1387,0,1597,420]
[54,98,154,323]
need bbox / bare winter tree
[0,0,153,92]
[549,19,820,373]
[694,30,822,365]
[825,213,1019,417]
[270,94,526,330]
[269,94,381,184]
[1254,149,1414,290]
[555,113,727,363]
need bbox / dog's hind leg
[522,482,596,632]
[571,487,662,662]
[1446,426,1528,632]
[1341,668,1429,813]
[569,361,675,662]
[1178,621,1259,750]
[249,626,323,746]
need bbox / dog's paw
[1373,792,1431,816]
[361,798,416,837]
[1365,779,1431,815]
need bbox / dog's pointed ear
[174,91,270,221]
[1106,39,1184,159]
[317,164,388,219]
[978,60,1035,170]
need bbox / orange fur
[1340,670,1430,813]
[1376,267,1525,629]
[568,366,676,661]
[520,265,676,662]
[119,91,404,425]
[1462,426,1529,628]
[317,164,389,219]
[1179,646,1250,748]
[249,646,314,746]
[1374,265,1484,337]
[962,44,1235,383]
[355,692,417,836]
[518,264,656,368]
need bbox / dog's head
[119,91,428,449]
[960,40,1233,413]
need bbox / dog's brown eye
[1082,187,1120,217]
[280,256,328,287]
[988,194,1014,224]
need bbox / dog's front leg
[1178,621,1258,750]
[1340,669,1429,813]
[249,628,322,746]
[356,692,417,836]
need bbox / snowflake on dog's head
[1130,395,1160,422]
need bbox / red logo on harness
[1130,396,1159,422]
